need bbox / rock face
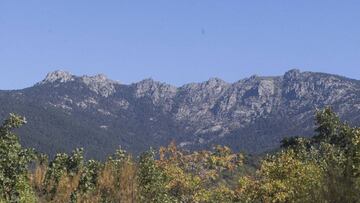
[1,69,360,159]
[40,70,74,84]
[81,74,118,97]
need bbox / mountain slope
[1,69,360,159]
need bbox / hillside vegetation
[3,70,360,159]
[1,107,360,202]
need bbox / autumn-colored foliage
[2,107,360,202]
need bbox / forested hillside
[1,70,360,159]
[1,108,360,202]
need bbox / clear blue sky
[1,1,360,90]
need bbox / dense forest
[0,107,360,202]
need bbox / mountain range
[1,69,360,159]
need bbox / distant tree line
[0,107,360,202]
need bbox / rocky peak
[284,69,301,81]
[207,77,227,84]
[248,75,259,80]
[81,74,118,85]
[136,78,158,86]
[40,70,74,84]
[205,78,229,88]
[181,78,228,91]
[134,78,177,100]
[81,74,119,97]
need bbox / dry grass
[30,160,139,203]
[30,163,47,193]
